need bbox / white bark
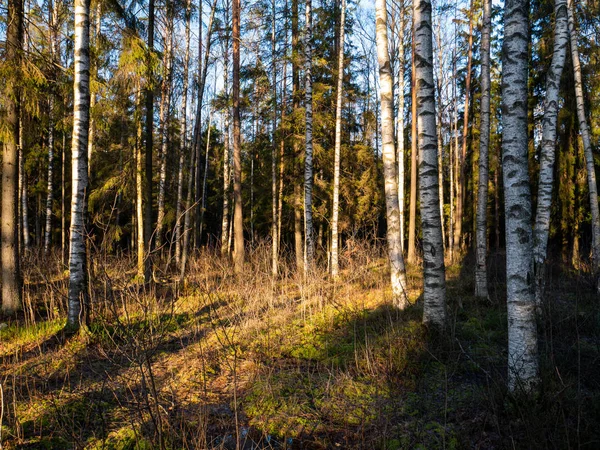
[67,0,91,330]
[375,0,409,307]
[567,0,600,284]
[199,113,212,239]
[501,0,538,391]
[533,0,568,304]
[19,122,30,251]
[331,0,346,278]
[396,2,406,253]
[475,0,494,298]
[304,0,315,272]
[414,0,446,326]
[44,104,54,254]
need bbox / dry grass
[1,241,599,449]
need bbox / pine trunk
[135,88,145,279]
[156,14,174,249]
[455,0,474,254]
[567,0,600,289]
[232,0,244,272]
[143,0,155,282]
[2,0,23,315]
[271,0,279,277]
[175,0,191,265]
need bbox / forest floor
[1,243,599,449]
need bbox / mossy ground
[1,247,599,448]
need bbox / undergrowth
[0,242,599,448]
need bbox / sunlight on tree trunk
[375,0,409,308]
[414,0,446,326]
[331,0,346,278]
[66,0,91,330]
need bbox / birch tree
[375,0,409,307]
[67,0,91,330]
[396,2,406,253]
[304,0,315,272]
[407,33,418,265]
[533,0,568,304]
[414,0,446,326]
[475,0,493,298]
[501,0,538,391]
[331,0,346,278]
[44,0,59,254]
[567,0,600,291]
[2,0,23,315]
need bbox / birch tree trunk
[44,1,59,254]
[375,0,409,307]
[2,0,23,315]
[475,0,494,298]
[434,14,445,252]
[414,0,446,326]
[303,0,315,272]
[567,0,600,290]
[501,0,538,391]
[175,0,192,265]
[19,120,30,251]
[532,0,568,304]
[87,3,100,179]
[407,31,418,265]
[67,0,91,330]
[232,0,245,272]
[396,2,406,253]
[331,0,346,278]
[199,113,212,239]
[61,129,66,263]
[45,102,55,254]
[221,31,231,257]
